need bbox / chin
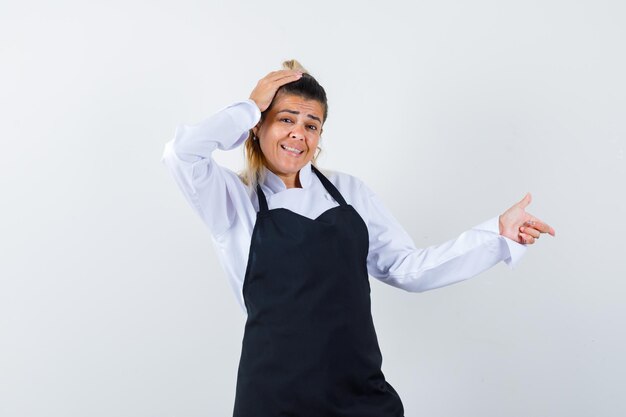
[277,160,306,172]
[281,166,304,175]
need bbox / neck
[279,172,302,189]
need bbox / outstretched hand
[499,193,556,244]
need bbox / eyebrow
[277,109,322,123]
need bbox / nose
[290,124,306,140]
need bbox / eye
[280,118,293,123]
[307,125,318,131]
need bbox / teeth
[281,145,303,154]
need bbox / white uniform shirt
[161,99,528,315]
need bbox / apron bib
[233,165,404,417]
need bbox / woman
[161,60,555,417]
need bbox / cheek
[258,130,279,151]
[258,139,275,158]
[308,137,320,150]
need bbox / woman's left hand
[499,193,556,244]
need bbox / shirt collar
[262,161,313,193]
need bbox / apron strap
[311,164,347,207]
[256,181,269,213]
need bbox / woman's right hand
[249,70,303,112]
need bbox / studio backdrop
[1,1,624,416]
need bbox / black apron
[233,165,405,417]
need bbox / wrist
[248,97,259,109]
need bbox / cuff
[223,99,261,132]
[472,216,528,270]
[501,236,528,269]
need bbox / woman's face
[253,93,324,184]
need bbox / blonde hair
[238,59,328,193]
[283,59,307,72]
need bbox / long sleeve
[161,100,261,237]
[361,182,528,292]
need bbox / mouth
[280,144,305,156]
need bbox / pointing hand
[498,193,556,244]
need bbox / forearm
[371,223,517,292]
[362,182,528,292]
[161,100,261,236]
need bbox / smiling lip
[281,144,304,155]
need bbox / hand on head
[249,70,303,113]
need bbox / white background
[1,0,625,416]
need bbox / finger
[257,73,302,92]
[264,70,299,78]
[517,192,532,209]
[520,226,540,239]
[519,232,536,244]
[263,70,303,83]
[269,72,303,88]
[524,217,556,236]
[255,71,299,88]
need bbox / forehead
[270,94,324,120]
